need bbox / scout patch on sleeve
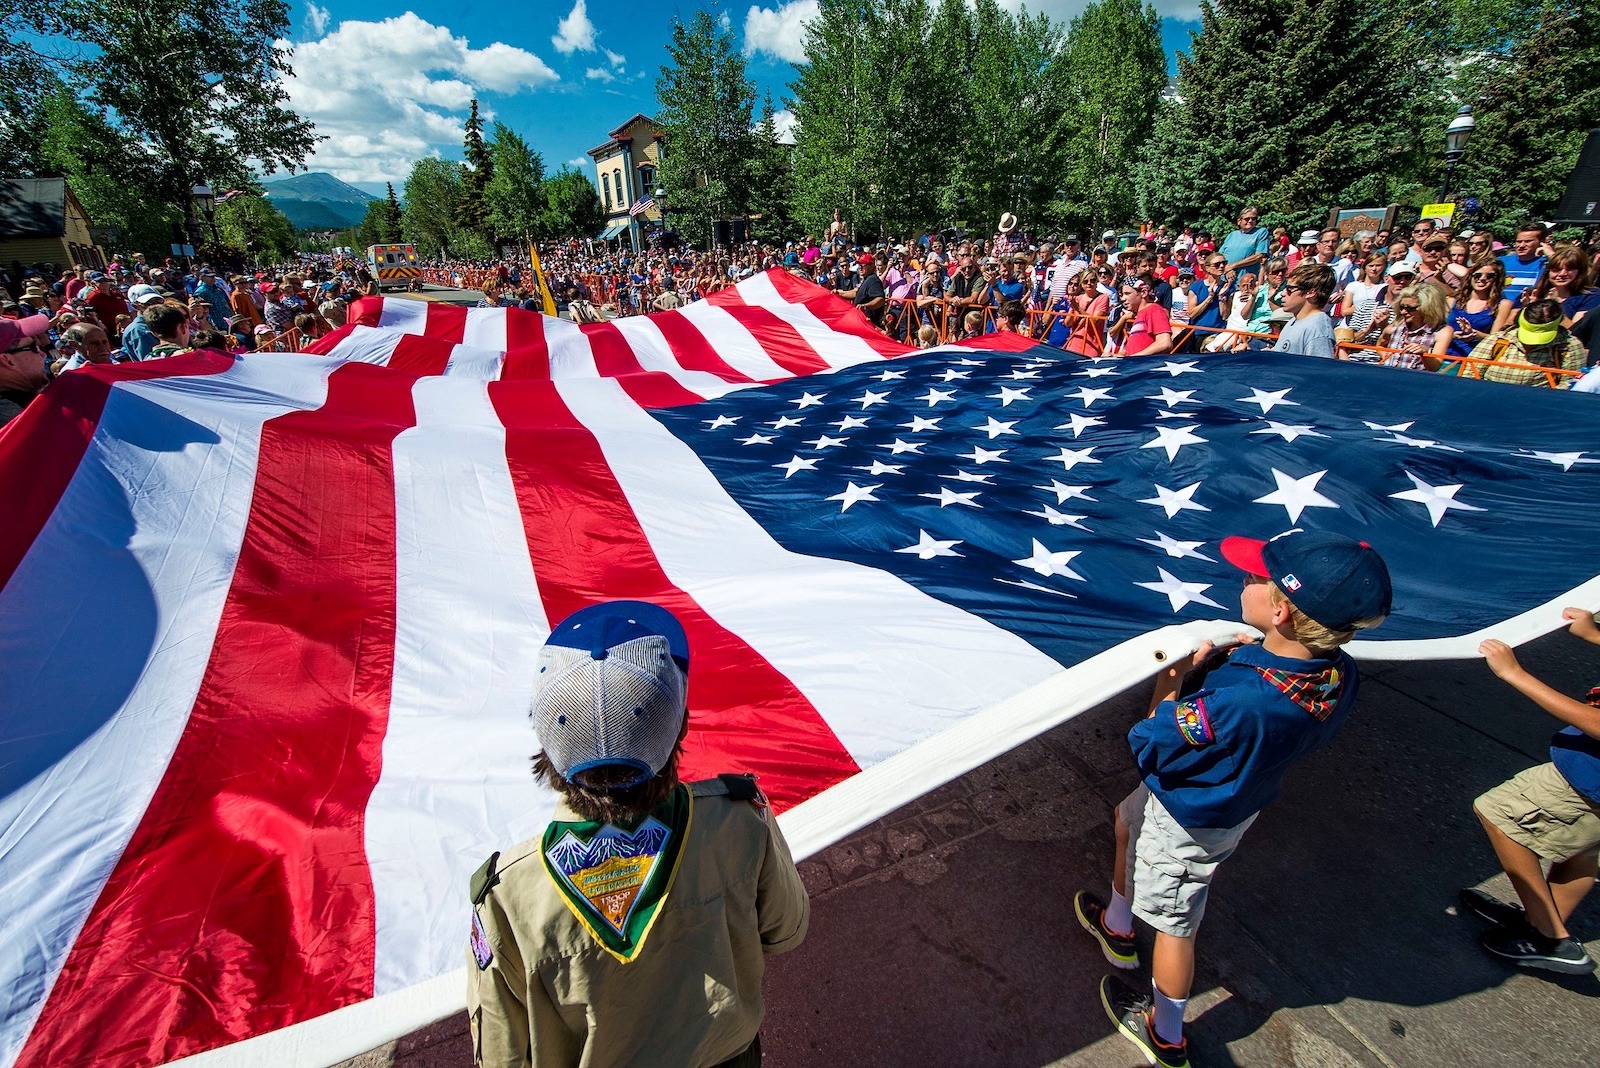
[541,785,692,963]
[470,910,493,970]
[1175,697,1215,748]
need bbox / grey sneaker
[1100,975,1190,1068]
[1479,923,1595,976]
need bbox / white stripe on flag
[0,356,337,1066]
[325,324,404,367]
[442,344,507,380]
[556,378,1062,768]
[608,315,751,399]
[376,298,429,335]
[368,377,553,994]
[675,301,795,383]
[543,318,601,379]
[460,306,508,352]
[735,271,884,370]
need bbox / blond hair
[1269,585,1385,653]
[1399,281,1450,330]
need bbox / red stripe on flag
[423,301,468,345]
[346,296,385,329]
[502,305,551,380]
[489,381,859,810]
[581,321,649,378]
[704,288,831,377]
[615,371,708,409]
[302,322,358,355]
[762,268,910,358]
[20,364,417,1066]
[0,353,234,595]
[651,310,754,382]
[385,334,457,377]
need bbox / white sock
[1105,887,1134,936]
[1151,983,1187,1046]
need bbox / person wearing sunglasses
[1449,261,1509,356]
[1379,283,1453,371]
[0,314,52,429]
[1271,263,1338,359]
[1219,206,1269,278]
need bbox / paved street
[336,625,1600,1068]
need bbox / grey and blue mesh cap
[533,601,690,789]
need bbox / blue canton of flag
[656,344,1600,667]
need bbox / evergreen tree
[1455,0,1600,226]
[1052,0,1165,233]
[483,123,547,243]
[402,157,463,257]
[356,198,399,247]
[747,94,796,244]
[655,11,757,247]
[385,183,404,235]
[456,99,494,240]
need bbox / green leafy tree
[747,94,795,244]
[402,157,463,257]
[456,98,494,240]
[540,168,606,238]
[655,10,757,247]
[356,198,400,248]
[1052,0,1166,233]
[483,123,546,243]
[215,195,297,260]
[1454,0,1600,226]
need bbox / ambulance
[367,244,422,289]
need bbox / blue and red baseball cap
[1221,529,1392,630]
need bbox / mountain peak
[260,172,377,231]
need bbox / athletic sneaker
[1457,887,1529,930]
[1075,890,1139,969]
[1480,924,1596,976]
[1100,975,1190,1068]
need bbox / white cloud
[278,13,557,183]
[771,108,798,145]
[603,48,626,69]
[566,157,590,169]
[305,1,330,37]
[743,1,817,64]
[552,0,597,54]
[720,11,732,30]
[585,67,614,83]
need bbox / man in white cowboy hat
[993,212,1023,259]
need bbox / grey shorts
[1119,784,1256,938]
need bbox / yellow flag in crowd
[529,244,558,317]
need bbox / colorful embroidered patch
[1175,697,1214,747]
[1280,573,1302,592]
[1253,664,1344,722]
[470,910,493,969]
[542,785,691,962]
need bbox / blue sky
[279,0,1201,197]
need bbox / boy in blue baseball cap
[1076,529,1391,1067]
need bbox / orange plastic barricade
[1336,342,1583,387]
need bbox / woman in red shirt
[1112,279,1173,356]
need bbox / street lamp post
[1439,105,1475,202]
[655,186,669,249]
[192,184,220,250]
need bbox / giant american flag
[1,270,1597,1067]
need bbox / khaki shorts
[1119,785,1256,939]
[1475,762,1600,863]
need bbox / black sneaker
[1480,924,1596,976]
[1458,887,1529,931]
[1075,891,1139,970]
[1100,975,1190,1068]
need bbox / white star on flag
[792,392,826,408]
[1389,471,1485,527]
[920,387,957,406]
[1154,387,1198,408]
[1012,540,1086,580]
[768,415,804,429]
[1239,387,1299,414]
[1036,481,1096,503]
[956,357,987,366]
[1251,421,1325,442]
[1140,481,1210,518]
[881,439,926,455]
[739,433,775,446]
[855,389,891,408]
[1024,505,1091,529]
[945,470,994,483]
[1255,468,1340,522]
[1056,413,1105,438]
[1008,369,1041,380]
[774,455,819,478]
[833,415,869,431]
[1069,386,1114,407]
[937,369,971,382]
[991,387,1033,406]
[900,416,942,432]
[1364,420,1415,432]
[1136,568,1226,612]
[704,415,740,429]
[1137,531,1215,561]
[1157,360,1200,376]
[803,435,847,450]
[826,482,881,511]
[896,530,963,559]
[920,486,982,508]
[1522,450,1600,471]
[1379,432,1460,452]
[856,460,904,475]
[1045,446,1099,470]
[1142,423,1208,461]
[876,369,907,381]
[1075,365,1118,378]
[977,417,1019,439]
[962,445,1009,464]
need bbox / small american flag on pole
[629,196,656,217]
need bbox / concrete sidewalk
[342,629,1600,1067]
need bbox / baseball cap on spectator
[1297,229,1319,246]
[253,324,274,335]
[532,600,689,790]
[1385,261,1417,279]
[1197,240,1216,253]
[1422,238,1449,252]
[1221,529,1391,631]
[1102,229,1117,240]
[87,271,106,282]
[259,282,279,294]
[0,314,50,349]
[126,284,163,306]
[1064,235,1081,245]
[858,254,875,266]
[199,267,215,277]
